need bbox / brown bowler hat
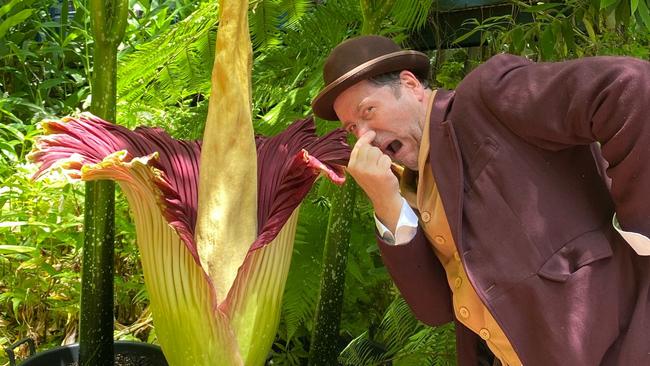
[312,35,430,121]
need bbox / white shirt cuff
[613,214,650,256]
[375,197,419,245]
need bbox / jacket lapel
[427,90,464,249]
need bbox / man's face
[333,72,427,170]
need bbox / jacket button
[421,211,431,222]
[453,252,461,261]
[479,328,491,340]
[454,277,462,289]
[434,235,445,244]
[459,307,470,319]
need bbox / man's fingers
[365,145,383,162]
[356,130,376,147]
[379,154,392,170]
[351,130,375,163]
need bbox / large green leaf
[0,9,34,39]
[0,245,37,255]
[638,0,650,29]
[600,0,620,10]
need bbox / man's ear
[399,70,425,100]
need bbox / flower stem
[309,179,358,365]
[79,1,128,365]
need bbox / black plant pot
[5,339,168,366]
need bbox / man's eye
[364,106,374,118]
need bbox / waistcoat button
[421,211,431,222]
[479,328,491,340]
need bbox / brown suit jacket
[377,54,650,366]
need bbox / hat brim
[312,50,430,121]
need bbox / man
[311,35,650,366]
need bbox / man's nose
[354,124,370,139]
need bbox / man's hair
[367,71,430,98]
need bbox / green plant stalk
[360,0,395,35]
[80,1,128,365]
[60,0,69,95]
[80,180,115,366]
[308,179,357,366]
[309,5,388,362]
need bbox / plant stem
[80,180,115,366]
[309,3,392,362]
[360,0,395,35]
[308,178,357,365]
[79,1,127,365]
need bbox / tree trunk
[79,1,127,365]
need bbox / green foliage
[0,0,92,123]
[117,1,216,112]
[271,180,392,365]
[0,163,85,357]
[122,0,202,50]
[0,124,150,365]
[253,0,362,135]
[453,0,650,61]
[389,0,436,32]
[338,296,456,366]
[434,60,465,90]
[12,0,650,364]
[249,0,313,49]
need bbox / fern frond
[339,297,457,366]
[278,0,313,29]
[252,0,362,133]
[117,1,217,108]
[338,332,389,366]
[281,194,330,341]
[250,0,283,48]
[390,0,435,32]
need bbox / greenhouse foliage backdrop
[1,0,649,365]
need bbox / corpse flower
[28,114,349,365]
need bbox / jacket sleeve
[467,54,650,237]
[376,228,453,326]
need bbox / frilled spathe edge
[29,113,350,258]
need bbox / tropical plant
[28,2,352,366]
[78,0,129,364]
[453,0,650,61]
[0,123,148,364]
[122,0,203,51]
[0,0,93,124]
[339,296,456,366]
[28,112,349,365]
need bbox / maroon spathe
[32,115,350,264]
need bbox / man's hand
[347,130,402,233]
